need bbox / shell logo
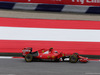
[47,56,50,58]
[52,56,55,59]
[62,54,64,56]
[42,50,44,53]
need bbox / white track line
[0,56,12,59]
[1,27,100,42]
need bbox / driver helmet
[49,47,53,51]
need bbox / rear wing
[22,47,32,56]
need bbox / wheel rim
[25,55,32,62]
[70,55,78,63]
[71,57,77,61]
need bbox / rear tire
[69,55,78,63]
[25,54,33,62]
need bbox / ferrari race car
[22,47,88,63]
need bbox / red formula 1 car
[22,47,88,63]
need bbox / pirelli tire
[69,55,78,63]
[25,54,33,62]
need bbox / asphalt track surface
[0,59,99,75]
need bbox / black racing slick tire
[25,54,33,62]
[69,55,78,63]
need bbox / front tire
[69,55,78,63]
[25,54,33,62]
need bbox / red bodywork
[22,47,88,63]
[78,56,88,63]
